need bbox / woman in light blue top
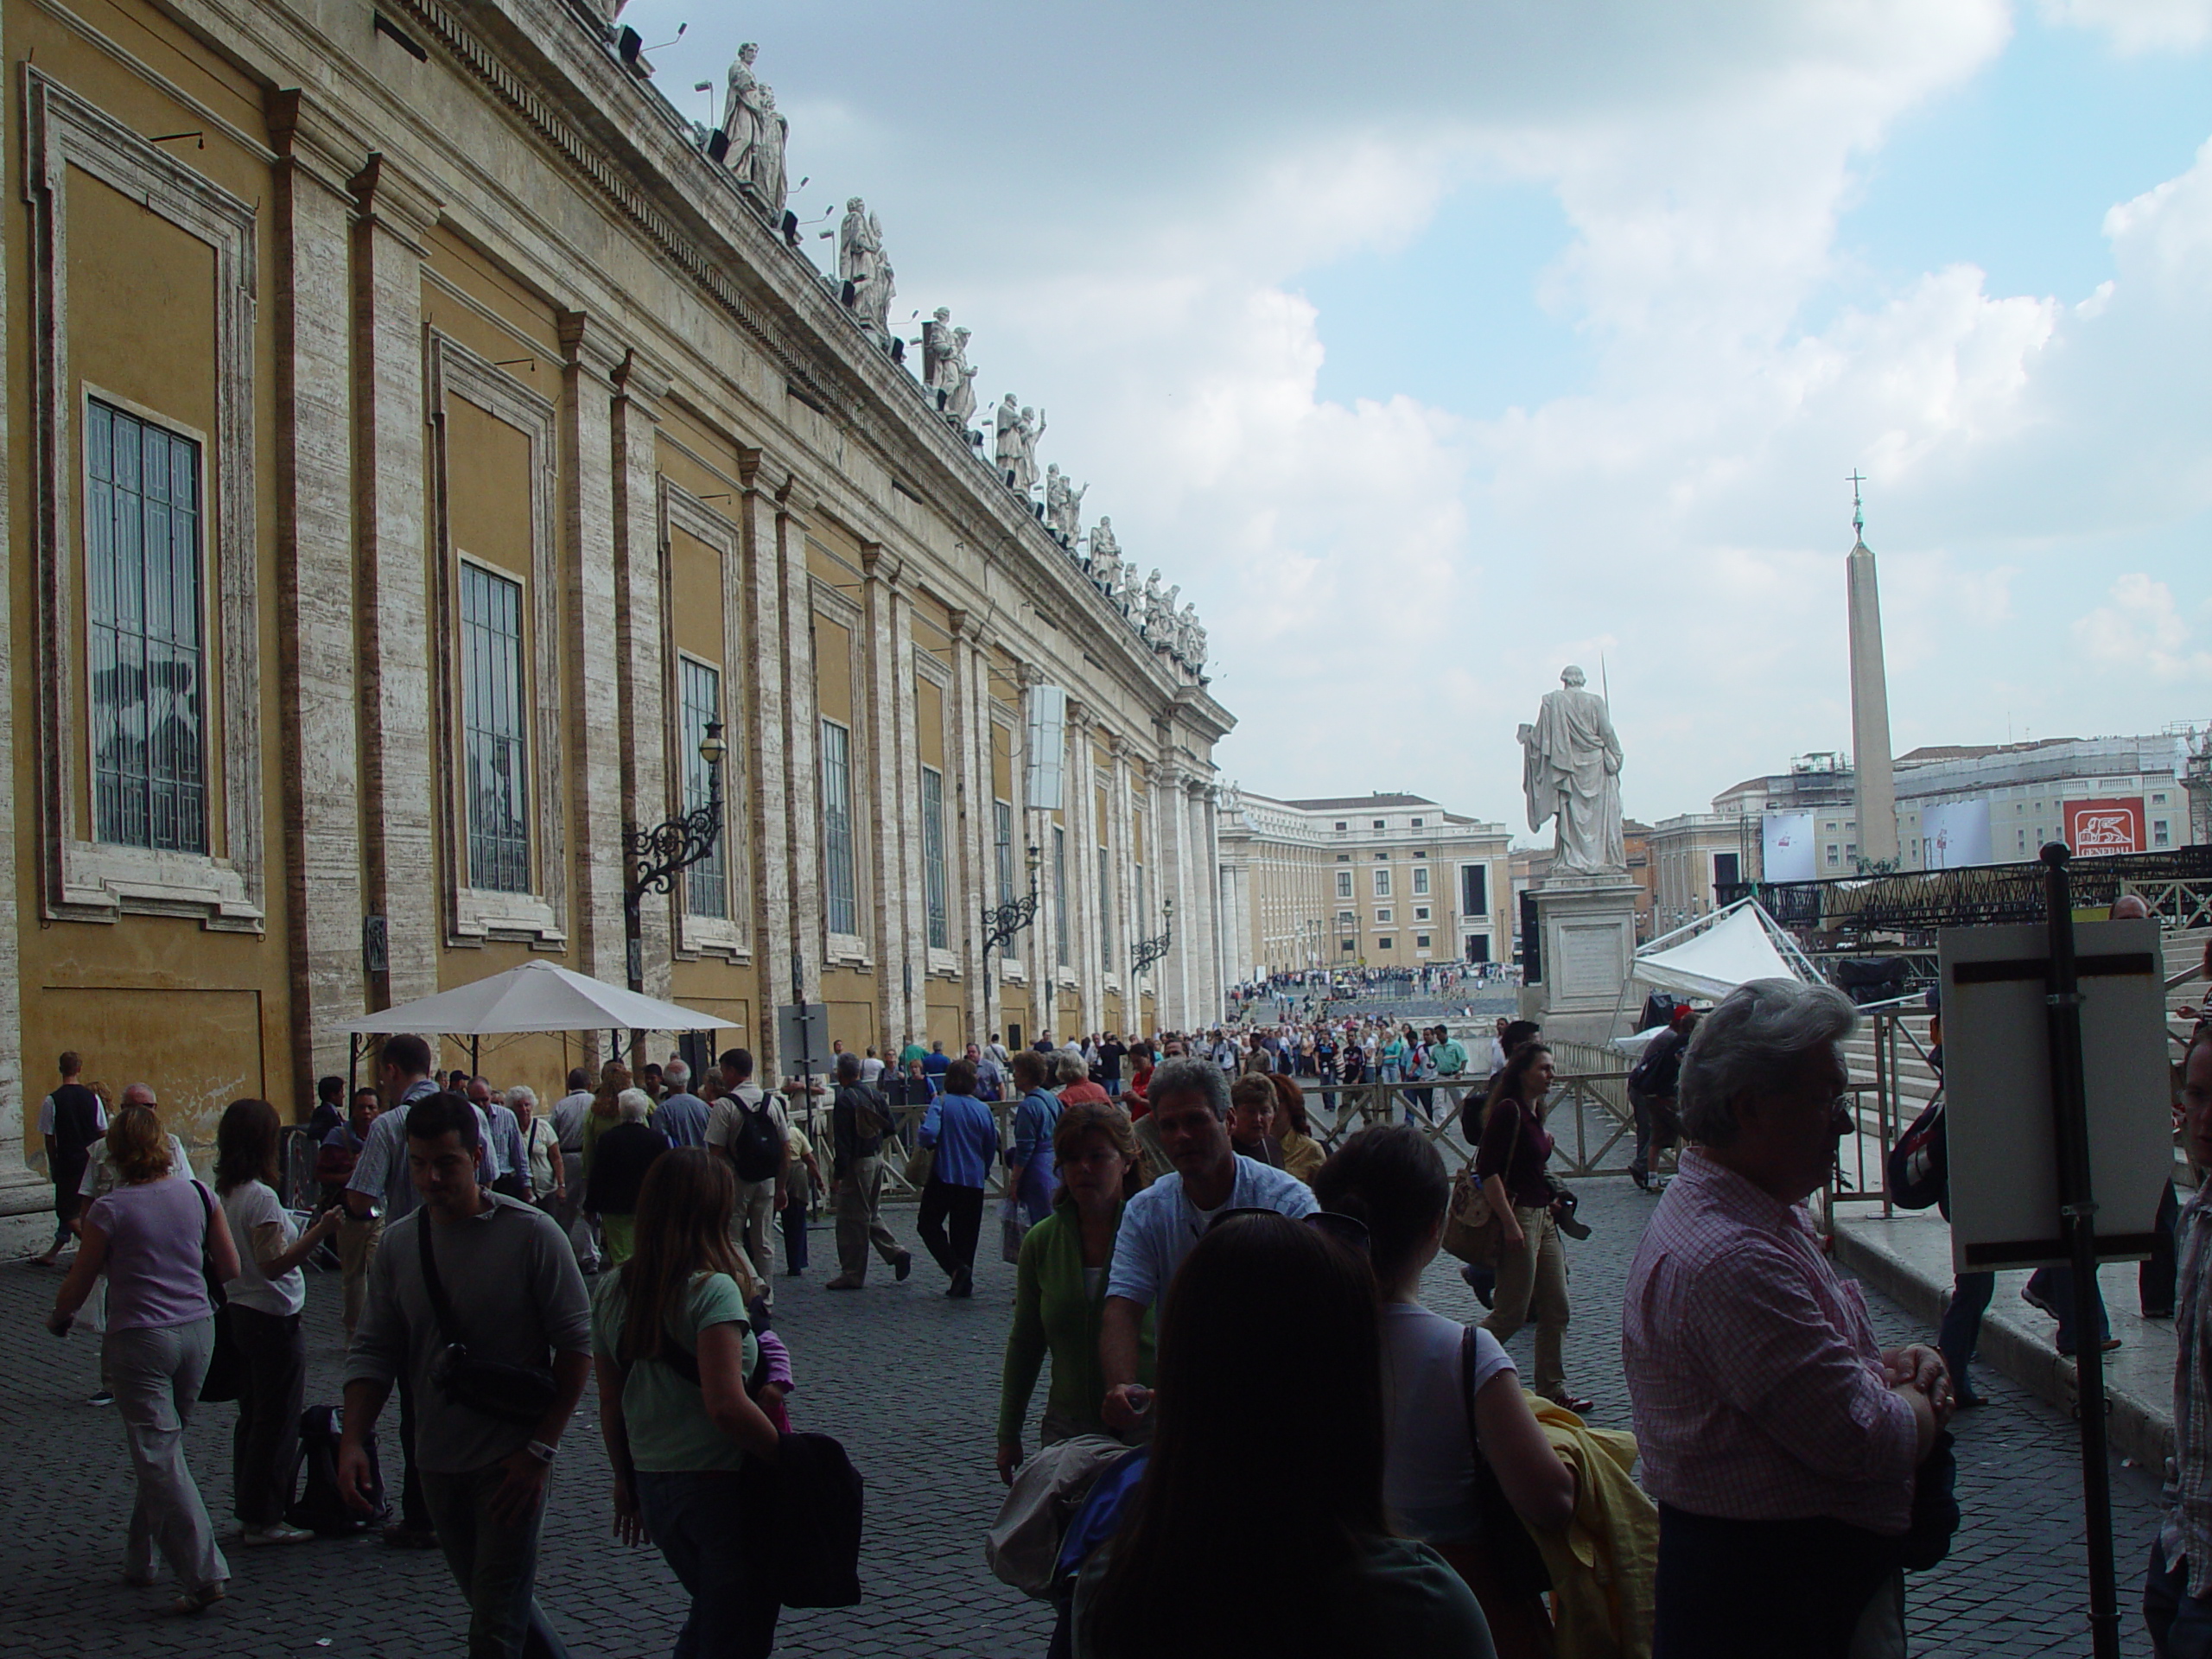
[1006,1049,1064,1226]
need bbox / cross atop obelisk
[1845,474,1899,868]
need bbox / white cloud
[2074,574,2212,678]
[616,0,2212,822]
[2040,0,2212,54]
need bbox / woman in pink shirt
[47,1103,242,1616]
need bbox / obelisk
[1845,476,1898,868]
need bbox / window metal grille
[459,561,530,891]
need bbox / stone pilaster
[610,347,670,996]
[556,310,627,988]
[735,458,794,1074]
[1065,702,1099,1034]
[889,582,925,1046]
[947,611,989,1043]
[269,92,366,1097]
[350,153,442,1010]
[1198,781,1224,1019]
[859,543,909,1048]
[776,486,822,1027]
[1153,760,1187,1032]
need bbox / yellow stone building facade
[1216,791,1511,980]
[0,0,1231,1203]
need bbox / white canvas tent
[340,961,728,1038]
[1609,898,1817,1050]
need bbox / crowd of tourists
[28,950,2212,1659]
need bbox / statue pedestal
[1525,875,1640,1049]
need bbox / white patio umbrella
[340,961,729,1037]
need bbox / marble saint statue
[944,328,977,427]
[1087,516,1120,582]
[1120,559,1139,614]
[921,308,958,404]
[750,86,788,218]
[995,394,1023,487]
[721,44,763,175]
[1520,665,1625,875]
[1141,569,1166,634]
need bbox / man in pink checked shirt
[1624,977,1952,1659]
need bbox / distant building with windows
[1217,791,1511,980]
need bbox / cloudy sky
[620,0,2212,834]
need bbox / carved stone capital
[1109,734,1132,760]
[1015,661,1047,690]
[348,149,442,248]
[859,541,903,588]
[557,308,627,381]
[265,88,364,200]
[611,343,675,419]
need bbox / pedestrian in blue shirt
[917,1059,999,1298]
[1007,1050,1065,1228]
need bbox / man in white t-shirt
[1101,1056,1316,1429]
[704,1046,789,1307]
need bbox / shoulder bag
[1426,1328,1555,1659]
[194,1181,245,1404]
[418,1211,558,1427]
[1441,1104,1522,1268]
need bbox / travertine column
[859,545,909,1047]
[1198,782,1224,1018]
[1109,736,1134,1027]
[947,611,989,1043]
[556,310,627,988]
[350,154,442,1010]
[1154,761,1188,1032]
[736,458,794,1074]
[1065,702,1100,1034]
[270,93,366,1099]
[1015,662,1051,1035]
[609,348,670,997]
[888,582,925,1046]
[776,487,823,1031]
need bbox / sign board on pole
[1762,810,1817,882]
[1920,799,1991,869]
[2063,798,2145,857]
[1939,918,2171,1274]
[775,1002,830,1076]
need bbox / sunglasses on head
[1205,1206,1371,1255]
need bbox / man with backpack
[34,1050,105,1266]
[704,1047,789,1310]
[1626,1007,1696,1192]
[825,1050,912,1289]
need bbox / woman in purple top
[1474,1042,1592,1414]
[47,1103,241,1615]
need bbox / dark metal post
[2042,842,2120,1659]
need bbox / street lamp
[982,841,1044,1017]
[623,719,728,992]
[1131,897,1174,978]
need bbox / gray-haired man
[1100,1056,1317,1428]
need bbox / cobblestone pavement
[0,1172,2170,1657]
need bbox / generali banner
[2063,798,2145,856]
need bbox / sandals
[1545,1391,1595,1415]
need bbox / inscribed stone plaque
[1557,925,1623,999]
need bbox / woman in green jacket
[996,1102,1154,1482]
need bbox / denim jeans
[1937,1272,1994,1398]
[633,1469,780,1658]
[419,1462,570,1658]
[2146,1535,2212,1658]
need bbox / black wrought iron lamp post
[623,719,728,994]
[1130,897,1174,979]
[982,841,1045,1018]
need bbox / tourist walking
[1100,1057,1317,1430]
[585,1090,670,1268]
[1071,1210,1494,1658]
[322,1087,385,1340]
[1476,1043,1592,1413]
[511,1086,564,1211]
[45,1103,239,1615]
[653,1060,711,1150]
[340,1093,593,1656]
[1226,1075,1284,1167]
[703,1048,788,1305]
[1007,1052,1064,1226]
[1268,1074,1325,1185]
[34,1049,105,1266]
[593,1147,785,1658]
[917,1058,999,1297]
[1624,979,1950,1659]
[823,1052,912,1289]
[996,1102,1154,1482]
[1315,1124,1574,1656]
[215,1097,341,1547]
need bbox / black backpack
[741,1431,865,1608]
[1628,1029,1685,1098]
[729,1096,782,1183]
[288,1404,385,1535]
